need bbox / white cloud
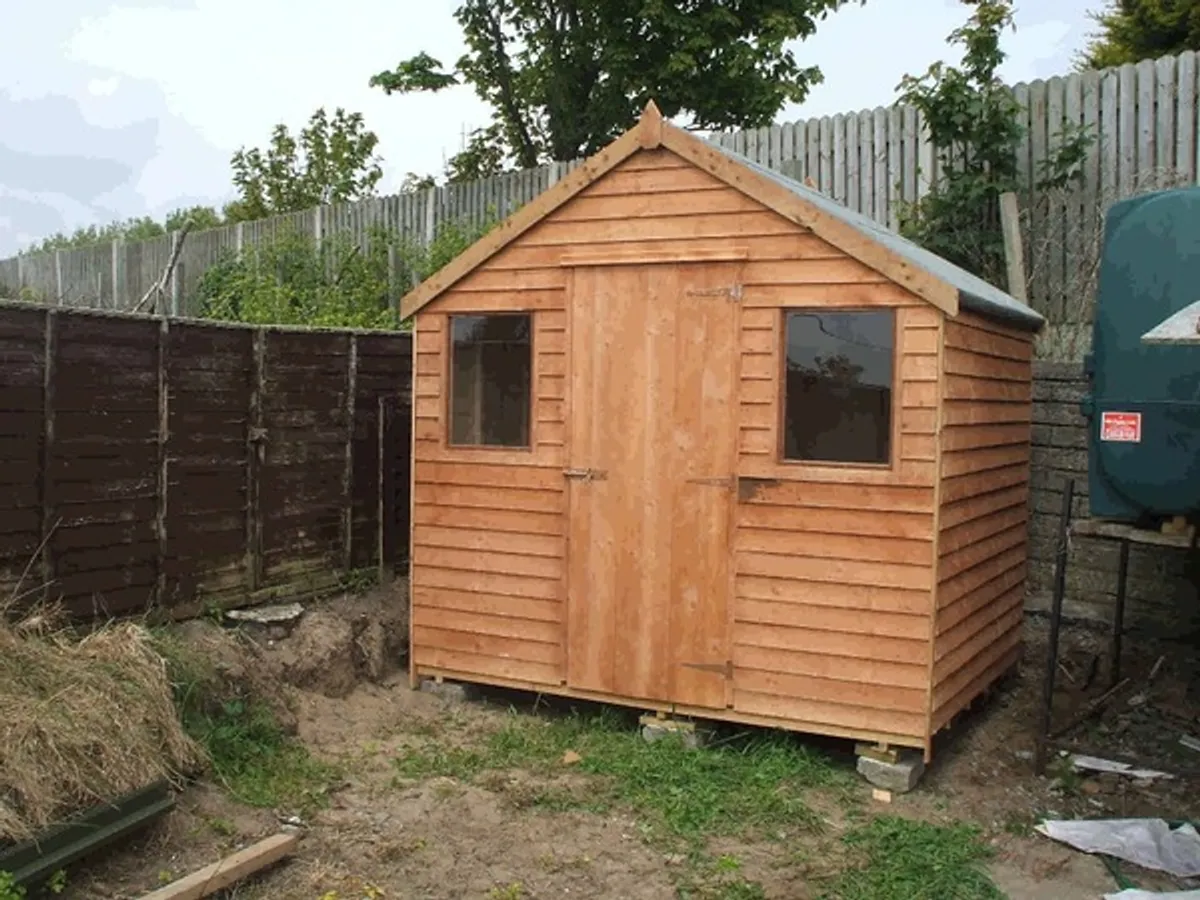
[0,0,1098,255]
[87,76,120,97]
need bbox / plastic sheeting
[1036,819,1200,879]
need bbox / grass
[817,816,1004,900]
[182,698,338,813]
[393,708,847,847]
[153,628,339,815]
[393,707,1009,899]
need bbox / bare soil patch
[59,591,1200,900]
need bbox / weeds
[152,630,338,815]
[185,698,337,812]
[676,854,769,900]
[393,709,845,847]
[818,815,1004,900]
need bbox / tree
[28,216,166,252]
[226,107,383,222]
[370,0,863,181]
[25,206,226,254]
[895,0,1092,288]
[1077,0,1200,70]
[400,172,438,193]
[165,205,224,232]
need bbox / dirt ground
[64,586,1200,900]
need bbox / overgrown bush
[194,213,497,329]
[895,0,1094,290]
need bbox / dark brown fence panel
[164,323,254,613]
[259,332,355,597]
[51,313,160,617]
[0,301,413,622]
[352,334,412,571]
[0,307,46,604]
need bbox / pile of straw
[0,613,204,844]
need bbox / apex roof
[400,101,1044,333]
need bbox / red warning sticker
[1100,411,1142,443]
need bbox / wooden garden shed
[400,102,1044,762]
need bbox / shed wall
[410,147,943,748]
[932,312,1035,732]
[730,297,941,747]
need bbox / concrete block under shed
[856,750,926,794]
[639,714,709,749]
[418,677,475,703]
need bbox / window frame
[776,306,899,471]
[444,310,536,453]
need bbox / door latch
[563,467,607,482]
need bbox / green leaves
[369,52,460,94]
[371,0,863,183]
[194,215,497,330]
[895,0,1094,288]
[228,107,383,223]
[1077,0,1200,71]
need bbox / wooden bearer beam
[137,832,299,900]
[855,741,900,764]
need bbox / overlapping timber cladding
[399,101,1043,762]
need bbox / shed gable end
[443,147,891,297]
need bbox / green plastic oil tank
[1082,185,1200,525]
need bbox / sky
[0,0,1099,258]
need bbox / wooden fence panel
[258,331,354,596]
[0,307,46,604]
[50,313,161,617]
[0,303,413,622]
[352,334,412,571]
[164,323,255,613]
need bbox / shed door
[565,262,740,710]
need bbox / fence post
[53,250,63,306]
[342,335,358,575]
[169,232,183,317]
[111,239,124,309]
[16,253,23,293]
[155,318,170,610]
[235,222,245,256]
[40,310,57,599]
[377,395,396,585]
[423,186,437,246]
[916,111,935,200]
[246,330,266,592]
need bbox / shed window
[782,309,894,465]
[449,313,532,448]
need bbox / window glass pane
[783,310,894,464]
[449,313,532,447]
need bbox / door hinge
[681,660,733,679]
[685,284,742,302]
[563,467,607,482]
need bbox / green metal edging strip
[0,780,175,889]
